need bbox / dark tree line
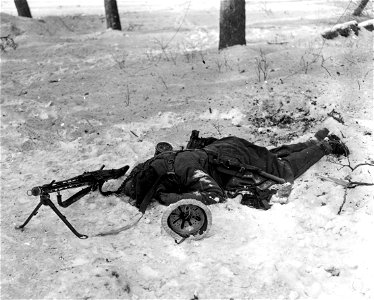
[13,0,370,50]
[13,0,123,31]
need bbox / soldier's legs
[270,141,316,158]
[270,128,329,158]
[281,144,325,180]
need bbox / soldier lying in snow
[117,129,349,212]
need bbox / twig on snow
[336,156,374,171]
[319,155,374,214]
[338,188,348,215]
[125,84,130,106]
[84,118,96,133]
[130,130,138,137]
[327,109,345,124]
[320,176,374,188]
[266,41,289,45]
[363,68,373,80]
[158,74,168,90]
[212,123,223,136]
[319,175,374,215]
[320,56,332,76]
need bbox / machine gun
[16,165,129,239]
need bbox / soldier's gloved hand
[158,193,183,205]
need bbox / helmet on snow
[154,142,173,156]
[161,199,212,241]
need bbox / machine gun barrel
[18,164,130,239]
[28,165,130,197]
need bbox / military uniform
[123,135,330,211]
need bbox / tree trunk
[353,0,370,16]
[14,0,32,18]
[219,0,246,50]
[104,0,122,30]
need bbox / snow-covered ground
[1,0,373,299]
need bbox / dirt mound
[0,13,105,37]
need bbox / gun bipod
[15,193,88,239]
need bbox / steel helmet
[161,199,212,241]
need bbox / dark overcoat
[138,137,294,206]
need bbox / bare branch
[326,156,374,171]
[338,188,348,215]
[254,49,271,82]
[158,74,168,90]
[327,109,345,124]
[130,130,138,137]
[337,188,348,215]
[341,156,374,171]
[125,84,130,106]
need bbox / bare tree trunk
[104,0,122,30]
[14,0,32,18]
[219,0,246,50]
[353,0,370,16]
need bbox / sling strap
[138,175,165,214]
[204,148,286,184]
[138,151,179,213]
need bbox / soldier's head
[121,159,159,208]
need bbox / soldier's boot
[314,128,329,141]
[319,134,350,157]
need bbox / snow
[192,170,212,182]
[1,1,373,299]
[114,112,184,141]
[200,108,247,126]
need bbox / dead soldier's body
[118,128,349,211]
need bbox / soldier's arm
[158,168,226,205]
